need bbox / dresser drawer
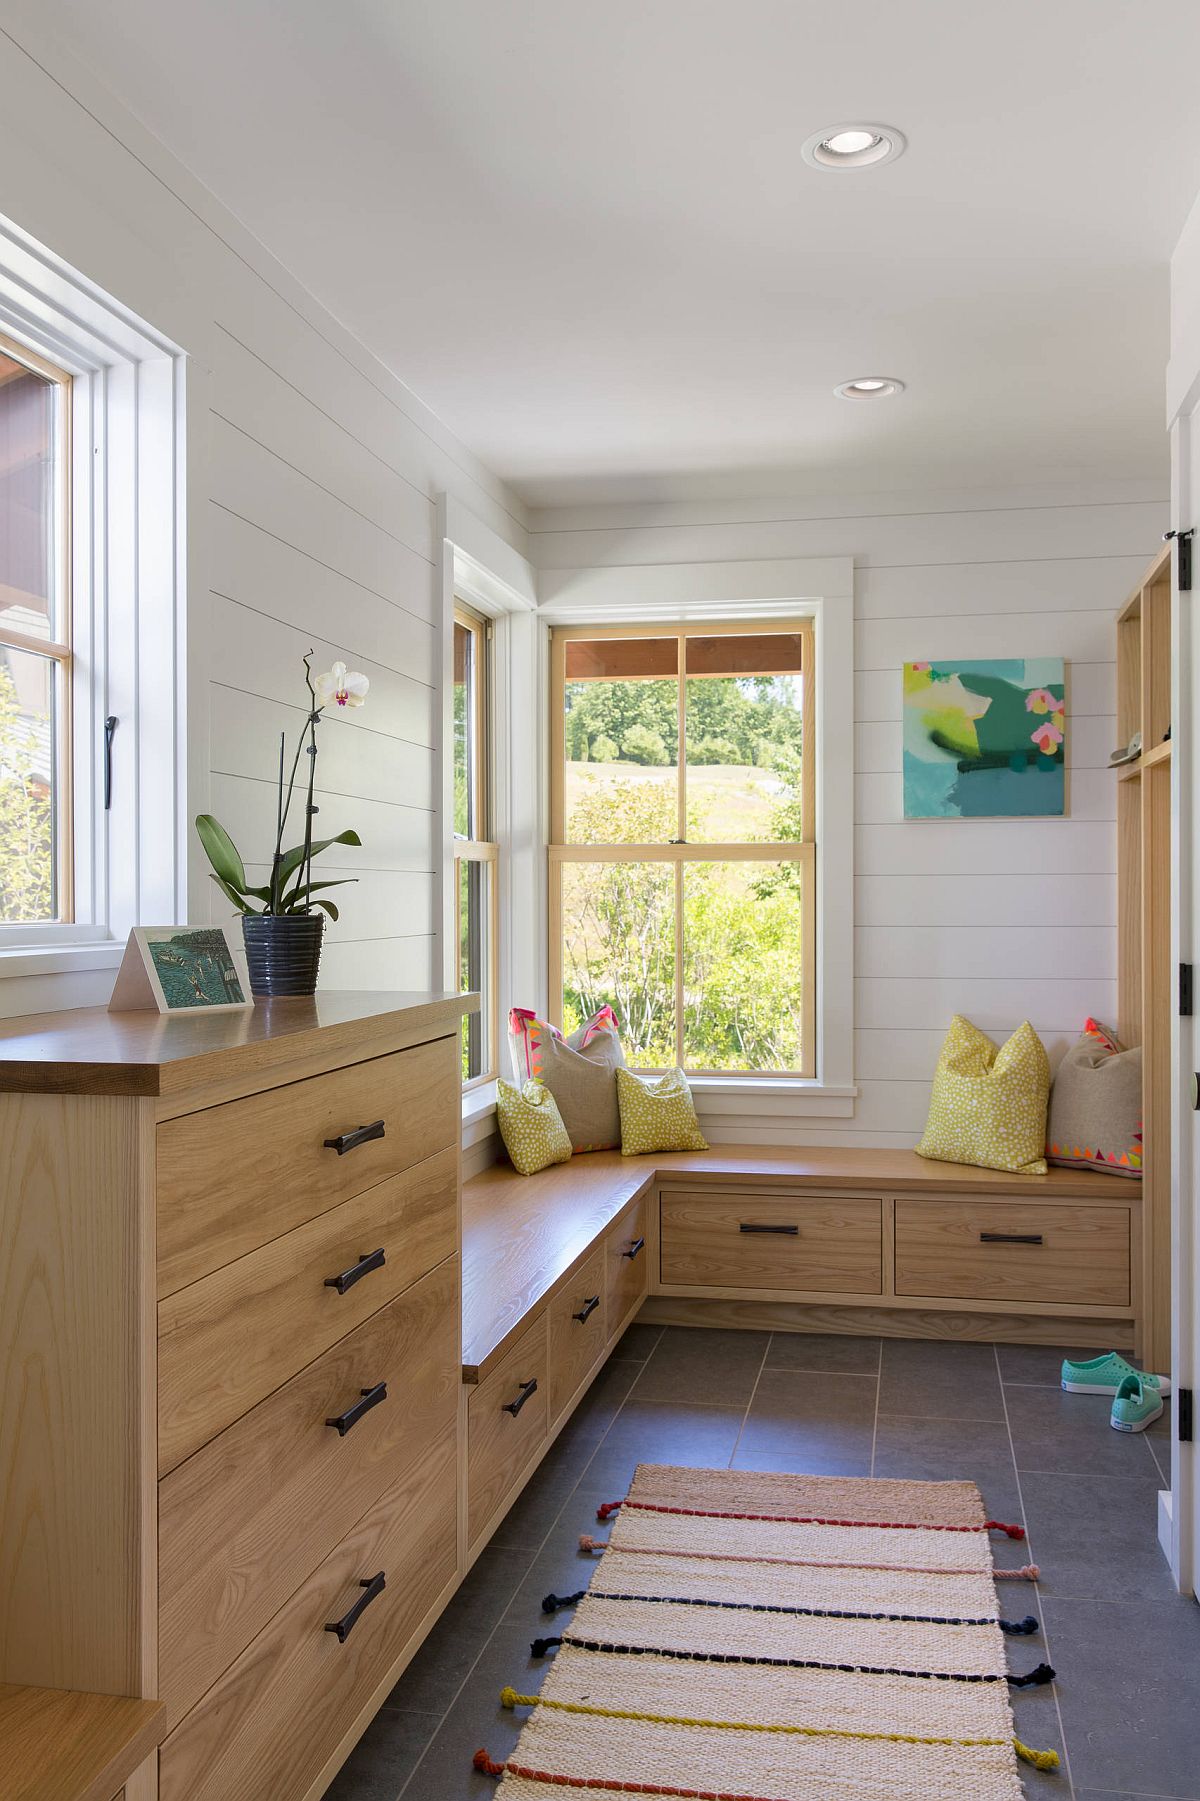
[895,1198,1131,1306]
[548,1245,608,1423]
[606,1192,650,1330]
[157,1035,458,1296]
[158,1422,458,1801]
[660,1189,883,1295]
[158,1146,456,1473]
[467,1313,549,1548]
[159,1256,459,1729]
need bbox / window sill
[0,939,124,979]
[690,1078,857,1121]
[462,1080,499,1148]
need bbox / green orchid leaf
[196,815,249,891]
[310,898,340,921]
[274,830,363,890]
[209,871,254,914]
[280,877,359,908]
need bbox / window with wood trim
[453,605,498,1085]
[0,332,72,925]
[550,621,815,1077]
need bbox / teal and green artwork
[903,659,1065,819]
[145,927,248,1008]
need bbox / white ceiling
[16,0,1200,507]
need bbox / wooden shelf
[0,1685,163,1801]
[1116,741,1172,782]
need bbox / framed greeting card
[108,925,253,1013]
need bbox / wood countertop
[462,1144,1140,1379]
[0,990,476,1096]
[0,1685,164,1801]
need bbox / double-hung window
[549,621,816,1077]
[453,604,498,1085]
[0,332,72,924]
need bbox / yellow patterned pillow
[496,1077,573,1176]
[616,1067,709,1156]
[916,1015,1050,1175]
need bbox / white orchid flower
[314,660,369,709]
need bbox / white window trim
[537,556,856,1117]
[0,211,187,981]
[438,497,540,1144]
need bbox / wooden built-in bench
[461,1145,1142,1562]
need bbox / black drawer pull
[325,1247,386,1294]
[326,1381,388,1437]
[980,1232,1044,1245]
[622,1237,646,1261]
[739,1222,799,1235]
[503,1377,538,1417]
[573,1294,601,1325]
[325,1570,385,1642]
[324,1119,386,1155]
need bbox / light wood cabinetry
[548,1246,607,1422]
[894,1197,1131,1306]
[661,1189,882,1294]
[0,992,471,1801]
[1115,544,1173,1373]
[466,1314,550,1547]
[606,1192,650,1332]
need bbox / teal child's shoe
[1061,1351,1171,1397]
[1110,1372,1165,1433]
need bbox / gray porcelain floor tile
[1006,1385,1162,1478]
[729,1445,873,1477]
[1007,1684,1068,1796]
[1041,1594,1200,1795]
[322,1709,441,1800]
[871,1424,1025,1517]
[997,1341,1115,1386]
[763,1331,881,1374]
[878,1337,1004,1420]
[385,1545,531,1713]
[397,1614,550,1801]
[1019,1471,1174,1603]
[581,1398,745,1490]
[629,1326,769,1405]
[1075,1792,1200,1800]
[738,1368,876,1463]
[608,1322,664,1361]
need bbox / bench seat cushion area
[460,1145,1140,1564]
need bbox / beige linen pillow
[507,1006,626,1152]
[1046,1018,1142,1176]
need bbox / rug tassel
[995,1563,1040,1580]
[1009,1662,1056,1688]
[986,1519,1026,1540]
[1013,1736,1061,1770]
[530,1635,562,1657]
[542,1588,586,1615]
[596,1500,623,1520]
[579,1533,607,1553]
[500,1686,521,1710]
[473,1748,505,1777]
[999,1615,1040,1636]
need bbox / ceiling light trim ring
[835,377,906,400]
[801,124,907,170]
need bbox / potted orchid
[195,652,369,996]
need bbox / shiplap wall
[528,486,1167,1146]
[0,21,528,1016]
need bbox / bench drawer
[661,1190,883,1294]
[467,1313,549,1547]
[549,1246,608,1423]
[157,1034,459,1295]
[607,1193,650,1330]
[158,1423,457,1801]
[158,1146,457,1473]
[159,1257,459,1729]
[894,1198,1131,1305]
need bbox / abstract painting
[903,658,1066,818]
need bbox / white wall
[0,19,528,1015]
[528,483,1167,1145]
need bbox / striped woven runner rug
[475,1464,1057,1801]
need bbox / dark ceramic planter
[242,912,324,997]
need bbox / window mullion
[673,853,684,1069]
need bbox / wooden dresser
[0,991,472,1801]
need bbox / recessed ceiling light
[801,124,906,170]
[835,376,905,400]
